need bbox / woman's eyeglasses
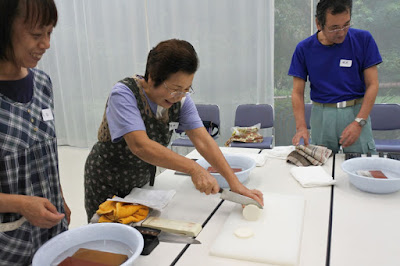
[163,82,195,97]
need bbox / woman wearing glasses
[84,39,263,220]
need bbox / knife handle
[135,226,161,236]
[135,226,161,255]
[141,216,202,237]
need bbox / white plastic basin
[32,223,144,266]
[196,154,256,188]
[341,157,400,194]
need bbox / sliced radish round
[234,227,254,238]
[242,204,262,221]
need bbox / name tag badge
[169,122,179,131]
[41,108,54,121]
[340,59,352,67]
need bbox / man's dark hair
[144,39,199,87]
[316,0,352,28]
[0,0,58,61]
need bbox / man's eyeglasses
[327,24,351,33]
[163,82,195,97]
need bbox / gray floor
[58,145,180,229]
[58,146,90,229]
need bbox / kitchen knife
[219,188,263,209]
[158,232,201,244]
[135,226,201,245]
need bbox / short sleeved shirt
[288,28,382,103]
[106,79,203,142]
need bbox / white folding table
[329,154,400,266]
[176,154,333,266]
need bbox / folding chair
[229,104,274,149]
[370,103,400,152]
[171,104,220,148]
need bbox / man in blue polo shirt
[288,0,382,153]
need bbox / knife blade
[158,232,201,244]
[135,226,201,245]
[219,188,263,209]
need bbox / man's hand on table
[292,127,310,146]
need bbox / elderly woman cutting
[84,39,263,219]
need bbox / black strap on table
[325,153,336,266]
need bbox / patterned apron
[84,77,181,220]
[0,69,67,265]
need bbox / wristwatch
[355,117,367,127]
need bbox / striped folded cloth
[286,145,332,166]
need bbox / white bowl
[196,154,256,188]
[341,157,400,194]
[33,223,144,266]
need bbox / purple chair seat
[227,104,274,150]
[374,139,400,153]
[230,136,273,149]
[171,136,219,147]
[370,104,400,153]
[171,104,220,148]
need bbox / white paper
[340,59,352,67]
[261,146,295,160]
[107,188,176,211]
[41,108,54,121]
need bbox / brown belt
[312,97,363,108]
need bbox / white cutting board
[210,192,305,266]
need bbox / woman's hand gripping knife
[187,127,264,207]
